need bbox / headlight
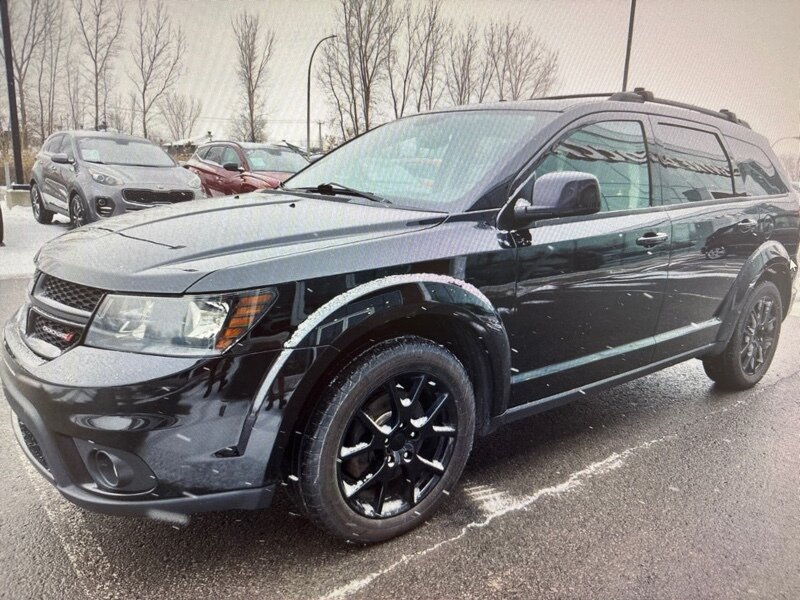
[89,169,122,186]
[186,172,202,189]
[84,288,276,356]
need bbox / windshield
[286,110,555,211]
[77,137,175,167]
[245,147,308,173]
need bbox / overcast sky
[116,1,798,152]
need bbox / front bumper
[1,316,288,516]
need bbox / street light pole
[307,34,336,155]
[622,0,637,91]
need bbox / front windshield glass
[245,147,308,173]
[77,137,175,167]
[286,110,555,211]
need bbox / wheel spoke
[386,379,412,422]
[340,438,377,460]
[416,455,446,476]
[372,482,386,516]
[344,462,388,499]
[357,409,389,438]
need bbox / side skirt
[489,343,718,432]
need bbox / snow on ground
[0,200,70,279]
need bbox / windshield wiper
[291,182,390,204]
[84,159,105,164]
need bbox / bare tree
[64,39,85,129]
[2,0,48,146]
[319,0,394,139]
[130,0,185,139]
[413,0,449,112]
[70,0,125,129]
[160,92,202,141]
[231,11,275,142]
[387,0,421,119]
[484,20,558,102]
[34,0,64,143]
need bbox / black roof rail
[535,92,617,101]
[608,87,750,129]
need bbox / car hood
[252,170,293,184]
[37,193,446,293]
[85,164,196,188]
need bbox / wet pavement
[0,275,798,599]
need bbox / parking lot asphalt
[0,274,798,600]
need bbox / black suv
[2,91,797,543]
[30,131,203,227]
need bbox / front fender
[238,274,511,481]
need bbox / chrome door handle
[636,232,669,247]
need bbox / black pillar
[1,0,25,244]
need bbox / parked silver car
[30,131,203,227]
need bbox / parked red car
[185,142,309,196]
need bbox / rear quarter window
[725,136,788,196]
[654,123,735,204]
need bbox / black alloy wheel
[295,336,475,543]
[337,371,458,519]
[740,296,777,376]
[703,281,783,390]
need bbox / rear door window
[654,123,734,203]
[725,137,787,196]
[533,120,651,212]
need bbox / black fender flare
[715,241,796,347]
[238,274,512,480]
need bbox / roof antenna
[622,0,637,91]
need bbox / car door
[49,134,75,212]
[201,145,227,196]
[39,134,64,210]
[648,119,763,360]
[218,146,245,195]
[508,115,671,405]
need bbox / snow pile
[0,199,69,279]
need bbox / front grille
[38,274,104,313]
[28,311,82,351]
[18,419,50,472]
[122,189,194,205]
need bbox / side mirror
[514,172,601,222]
[51,153,72,165]
[223,162,244,173]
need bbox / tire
[703,281,783,390]
[296,336,475,543]
[30,184,54,224]
[69,193,89,228]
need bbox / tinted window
[726,137,787,196]
[221,147,241,167]
[533,120,651,212]
[245,147,308,172]
[655,124,734,203]
[287,110,556,211]
[205,146,223,164]
[196,146,211,160]
[44,134,62,153]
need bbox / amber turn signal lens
[215,291,275,350]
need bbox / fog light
[95,197,114,217]
[91,450,134,489]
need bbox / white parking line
[17,448,121,600]
[321,434,675,599]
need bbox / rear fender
[715,241,796,347]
